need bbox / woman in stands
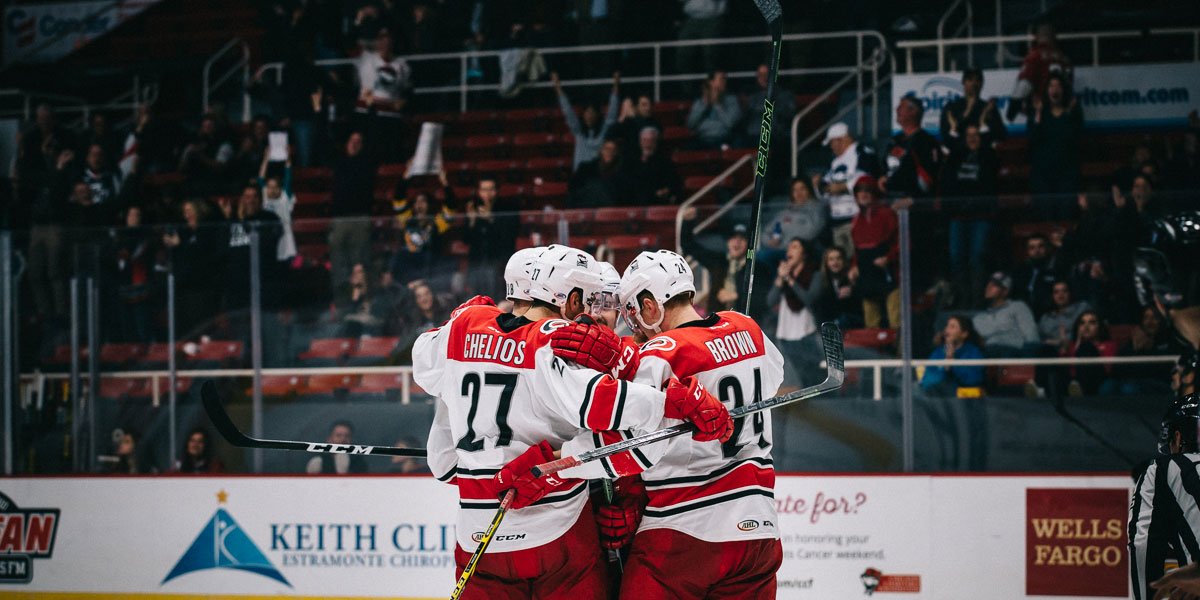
[767,238,830,388]
[1060,310,1117,396]
[920,315,987,470]
[173,428,224,474]
[820,246,863,330]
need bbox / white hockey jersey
[562,311,784,543]
[412,305,672,553]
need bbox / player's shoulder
[639,311,768,374]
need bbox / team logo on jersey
[576,255,588,268]
[470,532,486,543]
[0,491,59,584]
[539,319,571,334]
[640,337,676,353]
[737,520,759,531]
[163,490,289,587]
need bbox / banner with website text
[892,62,1200,134]
[0,474,1131,599]
[3,0,160,65]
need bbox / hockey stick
[532,322,843,478]
[449,488,515,600]
[200,380,427,457]
[740,0,784,316]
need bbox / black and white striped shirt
[1129,454,1199,599]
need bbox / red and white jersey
[412,305,670,553]
[579,311,785,543]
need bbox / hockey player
[1130,394,1200,600]
[413,245,732,599]
[503,246,544,316]
[551,249,786,599]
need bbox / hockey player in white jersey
[550,249,786,599]
[412,245,733,599]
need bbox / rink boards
[0,473,1132,599]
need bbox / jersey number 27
[456,372,518,451]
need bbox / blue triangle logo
[162,508,290,587]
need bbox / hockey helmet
[504,246,545,301]
[526,245,605,310]
[592,261,622,314]
[1159,394,1200,454]
[618,250,695,334]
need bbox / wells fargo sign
[1025,488,1129,597]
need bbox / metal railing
[895,27,1200,73]
[0,78,159,126]
[203,37,251,121]
[936,0,975,72]
[241,31,888,115]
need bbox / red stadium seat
[996,365,1036,387]
[843,328,897,350]
[673,149,719,165]
[604,234,658,250]
[299,338,357,362]
[353,372,410,396]
[306,374,360,394]
[348,337,401,366]
[645,205,681,222]
[1108,324,1135,347]
[532,181,569,202]
[456,111,500,136]
[252,375,307,396]
[99,343,145,366]
[662,126,693,142]
[512,133,560,159]
[476,159,523,182]
[186,340,244,365]
[524,157,572,181]
[100,377,146,399]
[463,135,508,160]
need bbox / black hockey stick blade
[200,380,427,457]
[532,323,843,477]
[752,0,783,27]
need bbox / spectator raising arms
[1008,21,1074,121]
[553,71,620,170]
[685,70,743,150]
[355,28,411,162]
[939,68,1007,152]
[1028,73,1084,217]
[615,93,662,158]
[258,152,297,264]
[920,315,985,395]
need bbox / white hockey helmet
[617,250,695,334]
[592,261,622,314]
[504,246,544,301]
[526,244,605,310]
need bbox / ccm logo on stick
[306,443,373,454]
[472,532,526,543]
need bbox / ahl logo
[737,520,759,531]
[471,532,486,543]
[860,567,920,595]
[0,491,60,584]
[163,490,289,587]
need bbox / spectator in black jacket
[222,185,282,311]
[465,176,517,300]
[1028,73,1083,219]
[305,421,367,474]
[820,245,863,330]
[623,127,680,205]
[163,200,222,333]
[1107,306,1184,395]
[80,143,123,207]
[881,95,940,199]
[328,131,377,291]
[941,123,999,304]
[1011,233,1064,319]
[939,68,1007,152]
[568,139,629,208]
[767,238,831,387]
[615,94,662,159]
[679,206,772,321]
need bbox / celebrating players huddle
[412,244,785,599]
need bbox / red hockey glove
[455,295,496,311]
[665,376,733,443]
[595,477,647,550]
[493,441,581,510]
[550,321,623,374]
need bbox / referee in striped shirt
[1130,393,1200,600]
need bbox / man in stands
[465,176,518,300]
[815,122,879,259]
[881,95,939,201]
[940,68,1007,151]
[355,27,410,162]
[972,271,1039,357]
[616,94,662,158]
[306,421,368,474]
[739,63,797,150]
[686,71,743,150]
[679,209,773,320]
[624,127,680,205]
[1011,233,1064,318]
